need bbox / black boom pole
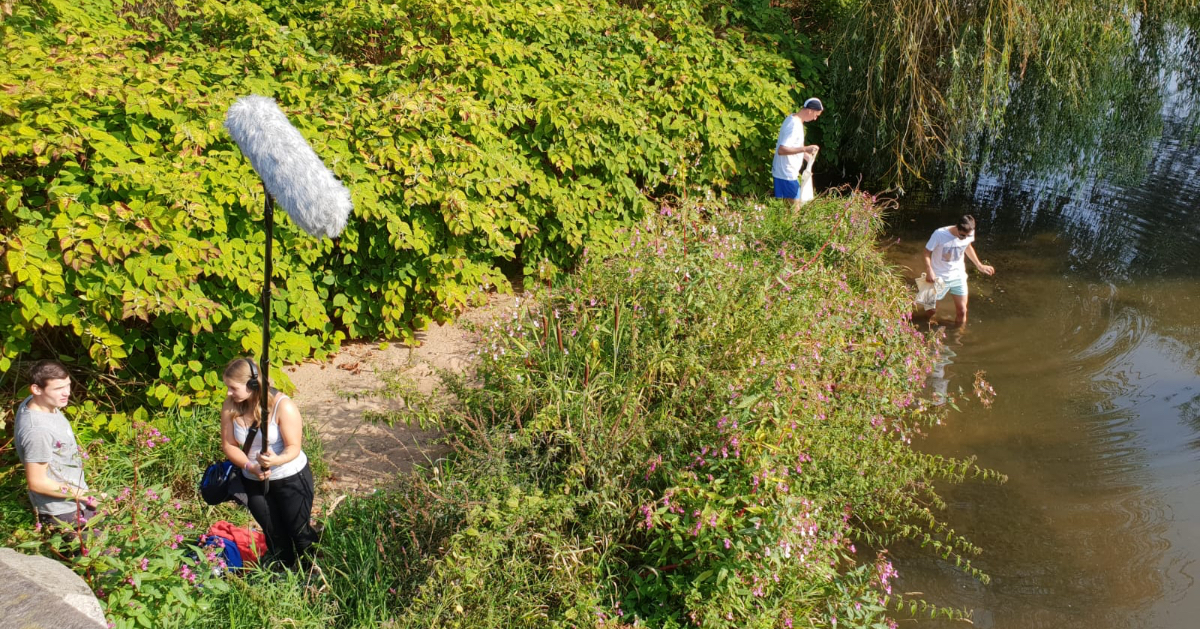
[259,190,274,493]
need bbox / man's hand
[806,145,820,156]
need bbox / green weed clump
[345,193,1000,628]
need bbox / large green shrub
[1,0,814,432]
[351,194,1001,628]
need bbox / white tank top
[232,393,307,481]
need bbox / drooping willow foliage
[790,0,1200,190]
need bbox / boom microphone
[224,95,353,239]
[223,95,356,493]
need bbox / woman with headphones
[220,357,318,569]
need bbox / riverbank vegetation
[366,193,1004,627]
[0,0,1058,626]
[4,194,1002,627]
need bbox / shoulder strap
[239,422,259,456]
[237,395,286,453]
[236,392,287,451]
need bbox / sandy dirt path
[285,294,517,495]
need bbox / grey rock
[0,547,106,628]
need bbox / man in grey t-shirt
[13,360,99,527]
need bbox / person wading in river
[916,214,995,326]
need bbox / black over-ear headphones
[244,357,260,392]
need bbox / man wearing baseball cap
[772,97,823,209]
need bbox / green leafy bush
[1,0,813,432]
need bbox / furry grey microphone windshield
[224,96,353,238]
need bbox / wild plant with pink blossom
[389,193,1001,628]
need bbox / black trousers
[243,463,318,568]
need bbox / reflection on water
[882,20,1199,621]
[927,340,955,407]
[967,21,1200,282]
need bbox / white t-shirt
[772,115,805,180]
[925,227,974,280]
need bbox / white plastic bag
[913,272,945,310]
[798,149,818,205]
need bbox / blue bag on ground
[199,534,244,570]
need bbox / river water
[882,20,1200,629]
